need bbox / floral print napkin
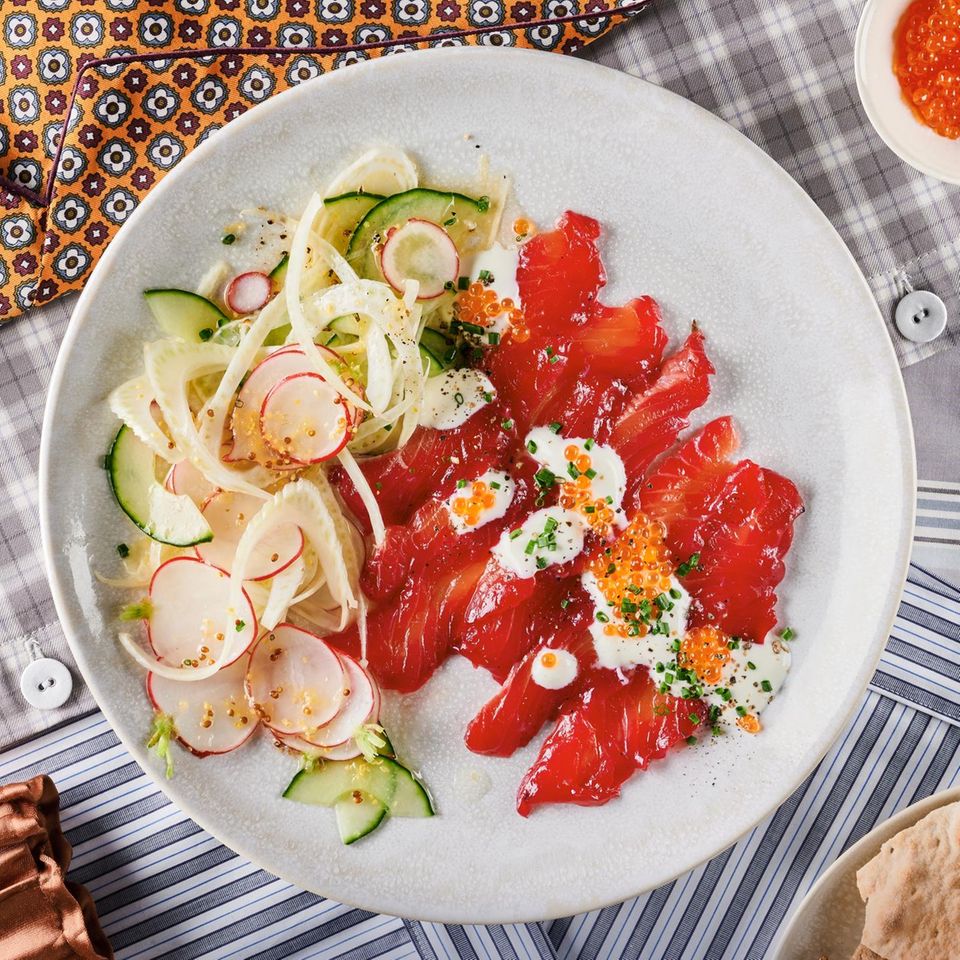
[0,0,642,320]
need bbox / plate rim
[772,783,960,959]
[38,45,917,922]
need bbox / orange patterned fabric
[0,0,645,320]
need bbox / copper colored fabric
[0,776,112,960]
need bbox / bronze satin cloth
[0,0,647,321]
[0,776,113,960]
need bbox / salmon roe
[559,446,616,533]
[451,479,497,527]
[736,713,761,735]
[678,626,731,686]
[893,0,960,138]
[455,281,529,342]
[587,512,674,639]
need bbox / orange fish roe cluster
[513,217,534,239]
[559,444,615,533]
[736,713,761,734]
[451,479,497,527]
[587,512,675,639]
[455,282,529,342]
[539,650,558,669]
[678,627,732,686]
[894,0,960,138]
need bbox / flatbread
[855,801,960,960]
[850,946,885,960]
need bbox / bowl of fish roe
[856,0,960,182]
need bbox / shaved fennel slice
[145,340,271,499]
[109,375,184,464]
[322,147,418,199]
[357,592,369,667]
[286,193,371,412]
[337,447,386,546]
[229,479,356,635]
[261,555,306,630]
[364,323,393,415]
[196,260,231,301]
[119,631,221,682]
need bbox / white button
[20,658,73,710]
[895,289,947,343]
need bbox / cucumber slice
[282,757,398,808]
[420,328,457,369]
[346,189,490,281]
[329,314,362,336]
[323,191,385,254]
[324,332,358,349]
[419,344,443,376]
[334,790,387,844]
[269,253,289,287]
[144,289,227,343]
[107,426,213,547]
[389,764,435,818]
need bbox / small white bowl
[856,0,960,183]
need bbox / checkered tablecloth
[4,0,960,957]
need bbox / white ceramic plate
[773,785,960,959]
[39,47,915,923]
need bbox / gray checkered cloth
[2,0,955,748]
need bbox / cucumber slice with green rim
[323,191,386,254]
[419,328,457,368]
[143,289,227,343]
[107,426,213,547]
[328,314,362,336]
[269,253,289,286]
[325,332,358,349]
[419,345,443,376]
[389,764,435,818]
[334,790,387,844]
[346,188,491,281]
[282,756,398,808]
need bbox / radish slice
[246,622,345,734]
[260,372,351,465]
[196,491,303,580]
[147,654,258,756]
[225,271,272,315]
[165,460,219,506]
[303,654,379,747]
[379,218,459,300]
[276,731,363,761]
[147,557,257,669]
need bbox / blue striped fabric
[2,561,958,959]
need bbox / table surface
[5,1,960,958]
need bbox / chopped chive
[454,391,465,407]
[488,331,501,345]
[584,505,595,513]
[686,736,698,746]
[621,599,638,614]
[670,638,681,653]
[736,705,748,717]
[567,462,580,479]
[548,354,560,364]
[478,269,492,283]
[548,421,563,434]
[235,619,246,632]
[596,611,610,623]
[544,516,559,533]
[627,622,641,636]
[654,593,670,610]
[477,195,490,212]
[535,556,548,569]
[761,679,773,692]
[443,215,457,226]
[545,346,554,357]
[670,587,682,600]
[116,543,130,558]
[688,712,700,725]
[457,276,470,290]
[606,562,616,575]
[779,627,795,641]
[727,638,740,650]
[717,687,732,702]
[534,467,556,488]
[482,391,494,403]
[605,495,613,504]
[501,418,514,431]
[659,682,670,695]
[457,479,467,489]
[584,438,595,450]
[375,482,382,490]
[509,528,522,540]
[676,553,700,577]
[221,232,236,245]
[664,672,675,684]
[655,662,665,672]
[461,320,485,335]
[526,439,538,454]
[747,661,757,670]
[584,467,597,479]
[198,327,214,341]
[712,725,723,736]
[560,598,570,609]
[524,540,537,555]
[489,480,501,490]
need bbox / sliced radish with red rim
[147,654,258,757]
[260,372,351,465]
[303,653,380,747]
[195,490,303,580]
[379,218,459,300]
[225,271,272,315]
[147,557,257,669]
[164,460,219,507]
[246,622,345,735]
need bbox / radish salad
[105,147,511,844]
